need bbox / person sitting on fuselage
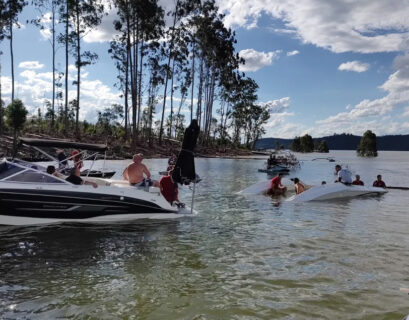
[334,164,352,184]
[292,177,305,194]
[373,174,386,188]
[268,172,287,195]
[352,174,364,186]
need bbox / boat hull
[0,183,192,225]
[288,183,387,202]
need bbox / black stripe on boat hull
[0,189,173,219]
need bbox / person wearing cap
[352,174,364,186]
[72,150,83,169]
[123,153,153,187]
[268,172,287,195]
[292,177,305,194]
[334,164,352,185]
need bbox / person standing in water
[373,175,386,188]
[292,178,305,194]
[352,174,364,186]
[268,172,287,195]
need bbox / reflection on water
[1,151,409,318]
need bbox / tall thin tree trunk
[159,1,179,144]
[137,40,143,132]
[51,5,56,128]
[190,42,195,122]
[169,58,175,137]
[196,57,204,128]
[0,54,2,135]
[134,24,139,133]
[10,21,14,101]
[124,42,129,139]
[75,1,80,134]
[64,0,69,129]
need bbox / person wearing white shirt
[335,164,352,184]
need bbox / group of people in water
[268,164,387,196]
[47,149,183,207]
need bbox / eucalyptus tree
[67,0,105,134]
[111,0,164,147]
[31,0,63,128]
[158,0,199,144]
[109,33,129,137]
[188,0,242,144]
[0,0,26,102]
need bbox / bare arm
[143,165,151,179]
[84,180,98,188]
[122,166,128,181]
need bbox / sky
[1,0,409,138]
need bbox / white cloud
[219,0,409,53]
[338,60,370,72]
[239,49,280,72]
[403,106,409,117]
[259,97,291,113]
[286,50,299,56]
[19,61,45,70]
[1,68,122,123]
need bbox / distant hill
[255,134,409,151]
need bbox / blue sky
[1,0,409,138]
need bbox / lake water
[1,151,409,319]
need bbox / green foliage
[5,99,27,133]
[291,134,314,152]
[317,140,329,153]
[357,130,378,157]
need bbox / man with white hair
[122,153,152,186]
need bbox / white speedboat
[0,158,195,225]
[239,180,387,202]
[287,183,387,202]
[0,121,201,226]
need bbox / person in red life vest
[352,174,364,186]
[373,174,386,188]
[72,150,83,169]
[160,168,185,207]
[268,172,287,195]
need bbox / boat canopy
[19,138,107,152]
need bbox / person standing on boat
[373,175,386,188]
[334,164,352,184]
[352,174,364,186]
[268,172,287,195]
[160,168,184,207]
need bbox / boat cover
[172,120,199,185]
[19,138,107,152]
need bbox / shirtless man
[123,154,152,186]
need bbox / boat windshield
[0,160,65,184]
[0,161,25,180]
[4,170,65,183]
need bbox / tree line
[0,0,270,150]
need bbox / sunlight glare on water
[1,151,409,319]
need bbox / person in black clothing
[57,149,68,169]
[66,165,98,188]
